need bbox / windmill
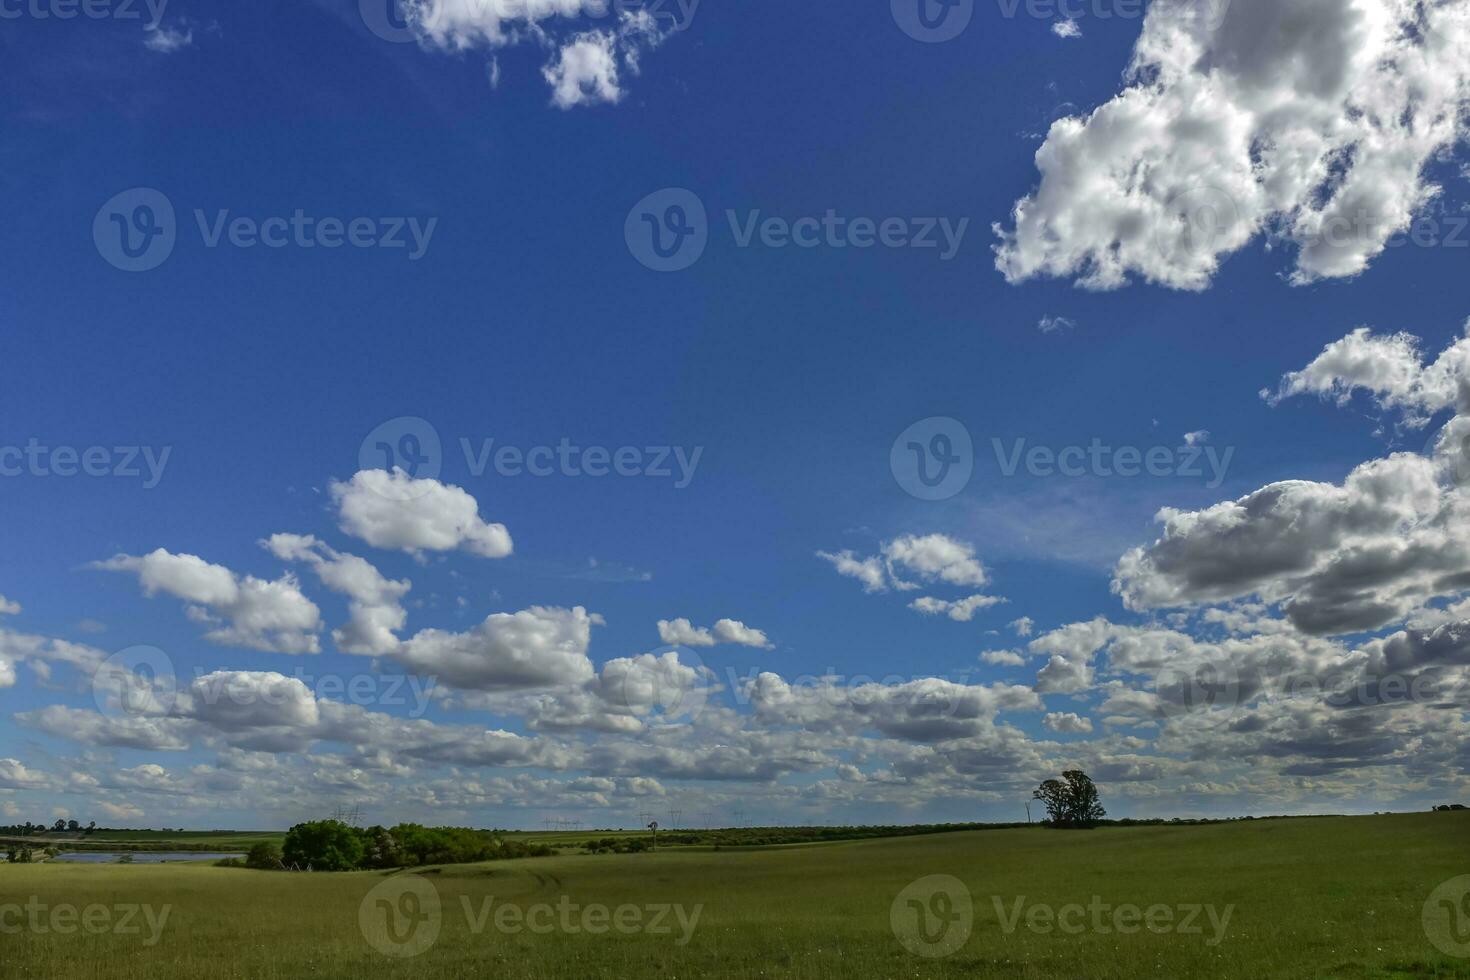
[647,819,659,852]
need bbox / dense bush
[245,842,282,870]
[282,820,365,871]
[274,820,553,872]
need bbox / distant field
[0,830,285,852]
[2,812,1467,978]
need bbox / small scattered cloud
[1183,430,1211,447]
[657,617,773,649]
[1043,711,1094,734]
[143,22,194,54]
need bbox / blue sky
[2,0,1469,829]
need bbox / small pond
[51,851,245,864]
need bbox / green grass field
[2,812,1467,979]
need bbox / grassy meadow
[1,811,1467,979]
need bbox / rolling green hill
[2,811,1466,978]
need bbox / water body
[52,851,245,864]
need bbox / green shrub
[281,820,364,872]
[244,842,282,870]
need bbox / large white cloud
[394,605,599,691]
[1264,325,1470,423]
[995,0,1470,290]
[93,549,322,654]
[1117,327,1470,635]
[264,534,410,655]
[330,469,513,559]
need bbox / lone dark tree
[1032,770,1106,829]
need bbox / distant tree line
[226,820,555,872]
[0,820,97,836]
